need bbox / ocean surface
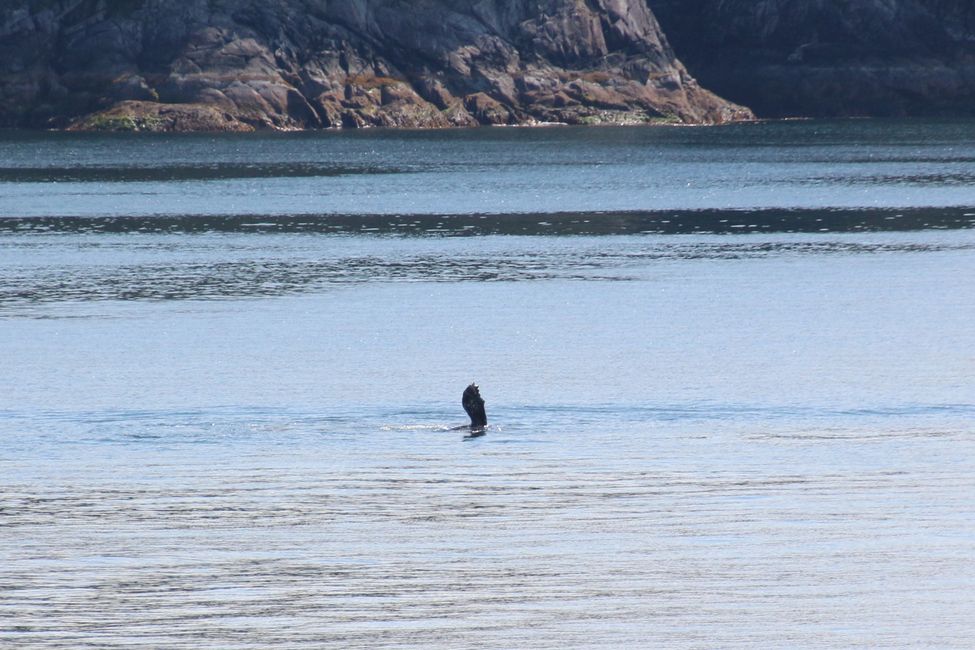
[2,119,974,648]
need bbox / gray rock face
[648,0,975,117]
[0,0,750,131]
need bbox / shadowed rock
[648,0,975,117]
[462,383,487,428]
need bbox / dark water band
[3,207,975,236]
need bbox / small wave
[380,423,456,432]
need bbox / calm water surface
[2,121,974,648]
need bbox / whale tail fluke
[462,383,487,428]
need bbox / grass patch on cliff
[577,111,680,126]
[561,71,613,84]
[346,74,405,89]
[78,113,164,132]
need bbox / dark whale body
[462,383,487,428]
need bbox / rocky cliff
[648,0,975,117]
[0,0,751,131]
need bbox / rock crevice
[0,0,751,131]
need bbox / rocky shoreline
[3,0,974,133]
[0,0,751,133]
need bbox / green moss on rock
[79,113,163,132]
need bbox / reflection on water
[2,120,975,648]
[3,230,974,309]
[3,403,975,648]
[4,119,975,218]
[2,207,975,236]
[0,162,405,183]
[799,171,975,186]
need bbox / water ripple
[2,234,973,310]
[2,207,975,235]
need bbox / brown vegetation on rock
[0,0,750,131]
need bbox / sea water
[1,120,974,648]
